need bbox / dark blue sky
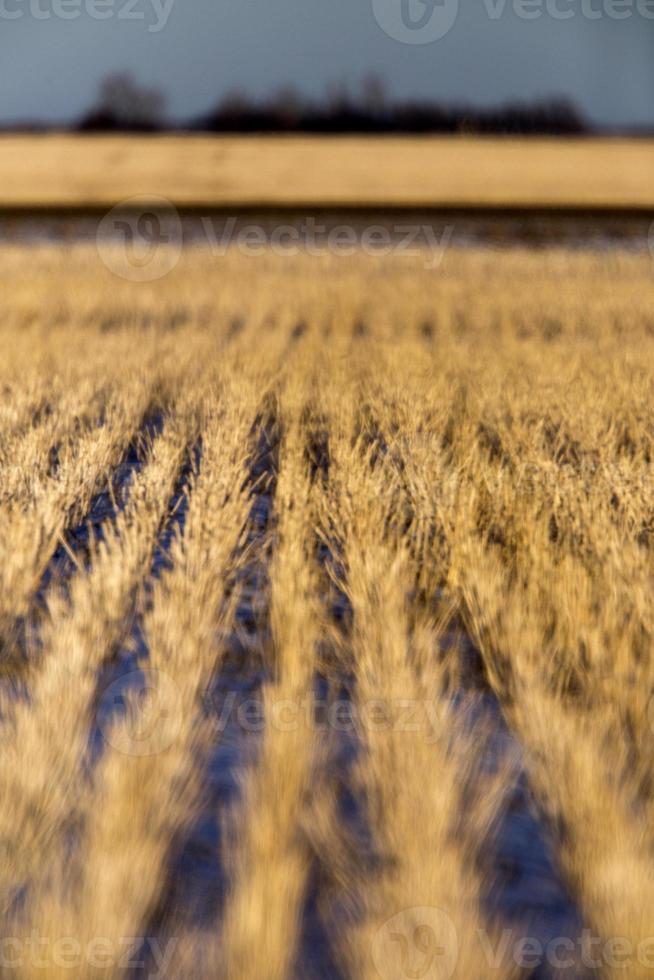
[1,0,653,126]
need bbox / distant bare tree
[269,86,305,127]
[80,73,167,130]
[360,73,387,116]
[218,90,254,118]
[325,79,352,114]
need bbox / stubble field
[1,243,654,978]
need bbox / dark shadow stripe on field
[36,407,165,599]
[295,514,361,980]
[351,409,588,979]
[88,434,202,766]
[129,403,282,973]
[0,408,165,688]
[446,624,590,980]
[0,419,196,927]
[296,674,359,980]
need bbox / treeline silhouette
[193,96,587,136]
[76,73,589,136]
